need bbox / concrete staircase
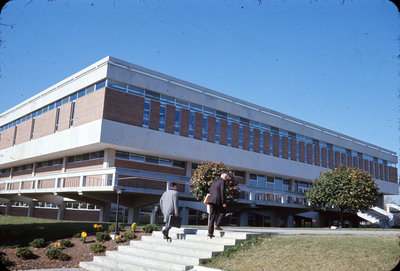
[79,228,258,271]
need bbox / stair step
[117,245,204,265]
[92,254,187,271]
[141,235,228,251]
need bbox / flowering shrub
[142,224,161,233]
[123,231,136,240]
[93,224,103,231]
[15,247,34,259]
[114,235,125,245]
[29,238,46,248]
[190,161,240,202]
[59,239,73,248]
[90,243,105,253]
[108,223,121,233]
[95,231,111,242]
[0,253,11,266]
[131,222,137,232]
[73,232,81,238]
[80,231,87,244]
[46,248,70,261]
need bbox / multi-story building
[0,57,398,227]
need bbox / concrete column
[5,201,12,215]
[27,201,35,217]
[103,148,116,168]
[99,203,112,222]
[181,207,189,226]
[185,162,192,177]
[287,215,294,228]
[57,201,66,220]
[239,211,248,226]
[127,207,140,224]
[62,157,67,173]
[150,205,157,224]
[314,212,322,228]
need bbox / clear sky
[0,0,399,161]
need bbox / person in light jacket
[207,173,227,238]
[160,182,179,239]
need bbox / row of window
[0,151,105,174]
[0,201,99,210]
[1,79,395,171]
[0,81,106,132]
[106,79,394,169]
[115,151,186,169]
[248,173,311,193]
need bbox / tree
[190,161,240,203]
[305,165,378,227]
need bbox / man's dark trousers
[208,203,225,236]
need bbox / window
[175,109,181,134]
[129,153,145,162]
[128,85,144,96]
[215,119,220,143]
[145,90,160,101]
[116,151,130,160]
[143,100,150,127]
[55,108,60,131]
[172,160,185,168]
[267,177,274,189]
[145,156,158,164]
[233,170,245,177]
[107,80,127,92]
[70,102,75,126]
[159,104,166,130]
[95,80,106,90]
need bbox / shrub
[114,235,126,244]
[123,231,136,240]
[0,253,12,266]
[60,239,73,248]
[142,224,161,233]
[90,243,105,253]
[46,248,70,261]
[15,247,34,259]
[73,233,81,238]
[108,223,121,233]
[29,238,46,248]
[95,231,111,242]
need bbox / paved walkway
[23,228,400,271]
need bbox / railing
[237,184,310,208]
[0,168,117,194]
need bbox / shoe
[207,233,215,239]
[162,230,168,239]
[215,226,223,231]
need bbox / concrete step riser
[152,232,237,244]
[94,253,188,271]
[129,241,214,258]
[116,246,201,265]
[79,261,113,271]
[141,236,227,251]
[93,255,186,271]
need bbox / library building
[0,57,398,227]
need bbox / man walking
[207,173,227,238]
[160,182,179,240]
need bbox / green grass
[203,234,400,271]
[0,215,113,247]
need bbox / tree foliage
[190,161,240,202]
[306,165,379,226]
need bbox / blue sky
[0,0,399,160]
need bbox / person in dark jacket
[207,173,227,238]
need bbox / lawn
[203,234,400,271]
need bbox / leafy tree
[306,165,378,227]
[190,161,240,202]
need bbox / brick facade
[0,126,16,149]
[15,119,33,145]
[243,126,250,150]
[149,100,160,130]
[58,102,73,131]
[220,119,228,145]
[282,136,288,159]
[299,141,305,162]
[165,104,175,134]
[263,132,271,155]
[231,123,239,148]
[194,112,203,140]
[115,159,186,176]
[180,109,190,137]
[207,116,216,143]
